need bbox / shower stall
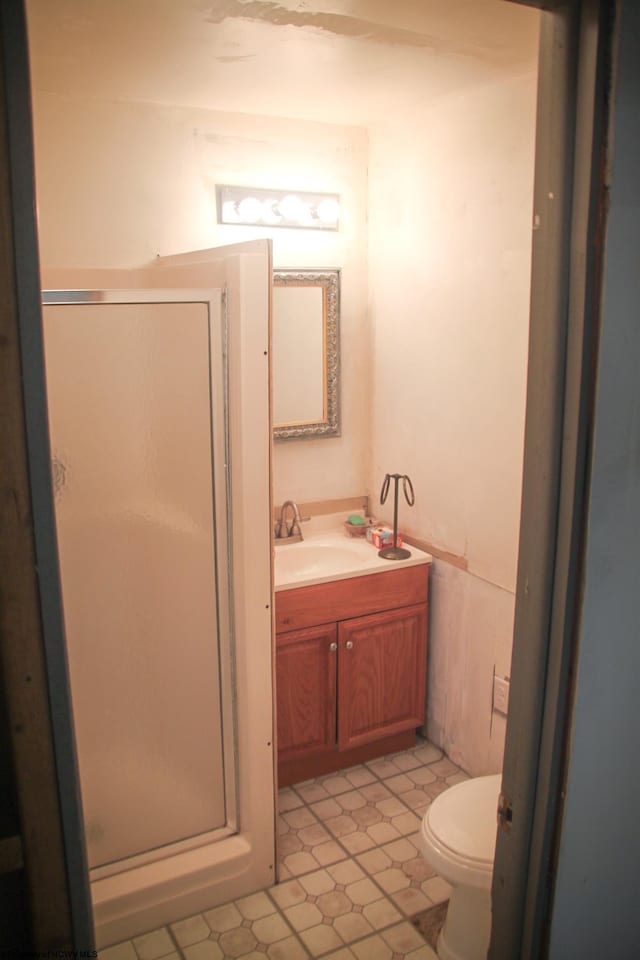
[41,241,274,947]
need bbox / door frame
[491,0,613,955]
[0,0,616,952]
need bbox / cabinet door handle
[329,642,337,652]
[345,640,354,650]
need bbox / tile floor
[100,737,468,960]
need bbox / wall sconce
[216,185,340,231]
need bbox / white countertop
[274,513,432,591]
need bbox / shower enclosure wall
[41,241,274,947]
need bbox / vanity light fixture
[216,185,341,231]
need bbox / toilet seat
[420,774,501,891]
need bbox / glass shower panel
[43,296,231,870]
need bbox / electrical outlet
[493,675,510,716]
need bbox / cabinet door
[338,603,427,751]
[276,624,337,762]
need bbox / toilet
[419,774,501,960]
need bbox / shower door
[42,289,235,875]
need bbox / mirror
[272,270,340,440]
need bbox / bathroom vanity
[274,529,431,786]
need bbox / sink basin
[275,542,367,581]
[274,531,431,590]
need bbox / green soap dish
[347,514,366,525]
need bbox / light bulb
[237,196,263,223]
[261,199,282,224]
[222,200,241,223]
[317,198,340,224]
[279,194,304,222]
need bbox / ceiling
[26,0,539,127]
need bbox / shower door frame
[42,287,239,880]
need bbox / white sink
[275,542,367,581]
[274,529,432,591]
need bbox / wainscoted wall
[367,69,539,775]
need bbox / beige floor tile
[311,840,348,866]
[309,798,342,820]
[401,788,433,810]
[284,902,323,932]
[269,879,307,910]
[351,805,383,829]
[252,913,292,945]
[359,783,393,803]
[325,814,358,838]
[284,851,321,876]
[235,893,276,920]
[279,864,293,881]
[407,767,437,786]
[375,797,410,818]
[344,767,376,788]
[413,744,443,765]
[422,876,452,904]
[170,914,211,948]
[218,926,258,958]
[316,891,352,919]
[284,808,319,830]
[383,773,414,795]
[299,923,343,957]
[446,771,470,786]
[295,782,331,804]
[429,758,460,777]
[404,856,436,882]
[279,788,305,812]
[374,867,411,894]
[322,950,356,960]
[280,833,304,857]
[365,758,400,780]
[366,821,401,845]
[327,859,366,885]
[389,752,422,773]
[381,837,421,863]
[361,898,402,930]
[344,878,383,906]
[351,934,393,960]
[391,811,421,836]
[203,902,243,933]
[332,911,374,943]
[100,944,137,960]
[181,942,223,960]
[381,921,428,954]
[267,936,310,960]
[355,848,392,875]
[336,790,368,812]
[340,831,376,855]
[389,886,432,916]
[321,776,353,796]
[298,823,332,847]
[299,869,335,897]
[279,816,291,836]
[132,928,174,960]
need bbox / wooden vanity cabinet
[276,565,429,786]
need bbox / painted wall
[367,71,538,775]
[30,93,370,505]
[548,3,640,953]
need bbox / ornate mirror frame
[273,269,340,441]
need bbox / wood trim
[275,565,429,633]
[403,536,468,571]
[278,729,416,788]
[0,1,94,949]
[0,6,73,946]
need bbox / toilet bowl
[419,774,501,960]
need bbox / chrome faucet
[275,500,309,542]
